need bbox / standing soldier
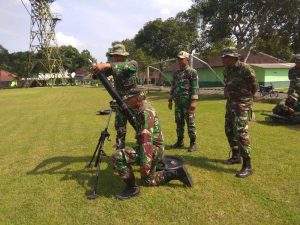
[287,54,300,95]
[222,47,258,178]
[168,51,199,152]
[112,89,193,200]
[91,43,138,149]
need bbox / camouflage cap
[122,88,146,101]
[177,51,190,59]
[294,53,300,63]
[288,92,299,101]
[109,44,129,56]
[221,47,240,58]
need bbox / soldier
[272,93,300,117]
[91,43,138,149]
[287,54,300,95]
[112,89,193,200]
[168,51,199,152]
[222,47,258,178]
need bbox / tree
[189,0,300,59]
[0,44,10,70]
[134,18,198,60]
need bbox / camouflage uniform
[112,102,167,186]
[272,93,300,117]
[106,44,138,149]
[169,66,199,140]
[223,60,257,159]
[287,54,300,95]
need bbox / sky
[0,0,193,63]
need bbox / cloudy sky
[0,0,192,62]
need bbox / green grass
[0,87,299,225]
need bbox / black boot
[236,157,253,178]
[116,173,140,200]
[172,137,184,148]
[163,166,193,187]
[188,138,196,152]
[223,148,241,165]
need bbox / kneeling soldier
[272,93,299,117]
[112,89,193,200]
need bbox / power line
[20,0,31,16]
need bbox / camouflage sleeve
[169,73,176,101]
[137,110,154,164]
[244,64,258,95]
[190,68,199,100]
[111,60,138,75]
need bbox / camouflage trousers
[225,106,252,158]
[112,146,166,186]
[174,101,196,139]
[114,109,128,149]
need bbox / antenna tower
[28,0,65,86]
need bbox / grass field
[0,87,299,225]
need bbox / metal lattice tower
[28,0,65,85]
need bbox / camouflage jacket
[106,59,138,97]
[288,67,300,91]
[224,61,258,110]
[272,99,300,117]
[135,102,164,164]
[169,66,199,102]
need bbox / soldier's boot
[172,137,184,148]
[188,138,196,152]
[223,148,241,165]
[116,173,140,200]
[236,157,253,178]
[163,166,193,187]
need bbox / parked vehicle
[258,83,279,97]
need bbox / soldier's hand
[168,101,172,110]
[189,100,196,112]
[288,108,295,115]
[90,63,111,72]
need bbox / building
[159,50,293,88]
[0,69,18,88]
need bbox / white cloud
[149,0,192,17]
[56,32,86,48]
[50,2,63,14]
[160,8,171,16]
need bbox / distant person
[287,54,300,95]
[91,43,138,149]
[112,89,193,200]
[272,93,300,117]
[221,47,258,178]
[168,51,199,152]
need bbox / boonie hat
[221,47,240,58]
[122,88,146,101]
[109,44,129,56]
[177,51,190,59]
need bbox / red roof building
[0,69,18,88]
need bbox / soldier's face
[112,55,126,62]
[177,58,189,69]
[125,96,143,110]
[222,56,237,67]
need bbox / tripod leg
[87,150,104,200]
[85,137,102,168]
